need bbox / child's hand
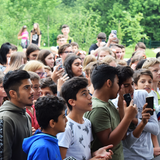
[154,147,160,157]
[141,103,151,125]
[91,145,113,160]
[51,65,64,83]
[124,100,138,120]
[57,73,69,92]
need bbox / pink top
[21,31,28,40]
[26,105,40,129]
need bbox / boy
[85,64,138,160]
[116,66,159,160]
[57,34,67,49]
[23,96,67,160]
[109,44,122,60]
[70,42,79,53]
[40,77,57,96]
[58,77,113,160]
[0,74,7,106]
[61,25,74,44]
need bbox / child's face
[61,27,70,36]
[54,110,67,133]
[99,51,110,61]
[71,58,83,77]
[123,77,134,98]
[135,75,152,93]
[0,83,7,98]
[115,48,122,60]
[72,46,78,53]
[41,87,55,97]
[32,79,41,100]
[45,53,54,68]
[73,87,92,112]
[149,64,160,82]
[57,38,66,47]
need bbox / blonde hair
[102,55,116,64]
[6,52,26,72]
[97,47,113,60]
[32,23,40,35]
[23,60,44,72]
[83,55,97,69]
[117,60,127,66]
[142,58,160,69]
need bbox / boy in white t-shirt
[57,77,113,160]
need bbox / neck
[0,97,3,106]
[42,128,57,137]
[64,34,68,39]
[93,89,109,102]
[10,99,25,109]
[152,82,158,91]
[68,109,85,124]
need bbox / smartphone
[56,58,62,71]
[146,96,154,115]
[111,30,117,38]
[123,93,132,107]
[64,157,76,160]
[101,39,105,42]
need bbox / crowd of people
[0,24,160,160]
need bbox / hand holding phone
[123,93,132,107]
[56,58,63,71]
[111,30,117,38]
[146,96,154,115]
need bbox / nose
[65,116,68,123]
[31,88,34,94]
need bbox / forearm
[90,47,101,56]
[151,134,159,147]
[118,96,124,120]
[105,40,111,47]
[133,121,146,138]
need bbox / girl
[18,25,29,52]
[30,23,42,47]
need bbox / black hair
[64,54,82,79]
[3,70,30,99]
[117,66,134,86]
[156,52,160,58]
[60,77,88,110]
[135,59,147,70]
[0,42,11,65]
[91,64,118,90]
[35,96,66,130]
[40,78,57,95]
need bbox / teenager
[0,70,33,159]
[58,77,113,160]
[23,96,67,160]
[0,74,7,106]
[57,34,67,49]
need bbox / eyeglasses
[35,72,46,78]
[64,51,73,54]
[76,51,86,56]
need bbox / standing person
[61,25,74,44]
[30,23,42,47]
[18,25,29,52]
[0,70,33,159]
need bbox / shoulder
[89,43,98,49]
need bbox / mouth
[88,102,92,107]
[29,95,34,101]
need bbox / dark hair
[60,77,88,110]
[156,52,160,58]
[10,44,18,51]
[58,44,71,56]
[135,59,147,70]
[135,42,146,51]
[37,50,52,66]
[133,69,153,85]
[3,70,30,99]
[26,44,40,60]
[91,64,118,90]
[0,43,11,65]
[64,54,82,79]
[40,78,57,95]
[117,66,134,86]
[70,42,79,48]
[62,24,69,29]
[97,32,106,39]
[35,96,66,129]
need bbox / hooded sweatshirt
[0,100,32,160]
[23,130,62,160]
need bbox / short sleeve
[89,107,111,133]
[57,127,72,148]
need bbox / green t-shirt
[84,97,124,160]
[67,35,74,44]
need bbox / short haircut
[135,42,146,51]
[109,44,122,49]
[119,44,125,49]
[57,34,65,40]
[97,32,106,39]
[91,64,118,90]
[135,59,147,70]
[60,77,88,110]
[23,60,44,72]
[70,42,79,48]
[10,44,18,51]
[58,44,71,56]
[35,96,66,129]
[28,71,40,81]
[64,54,82,79]
[83,55,97,69]
[142,58,160,69]
[62,24,69,29]
[3,70,30,99]
[117,66,134,86]
[40,78,57,94]
[26,44,40,60]
[133,69,153,85]
[102,55,116,64]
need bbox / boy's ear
[134,83,138,90]
[9,90,17,99]
[68,99,76,107]
[106,79,112,88]
[49,119,55,128]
